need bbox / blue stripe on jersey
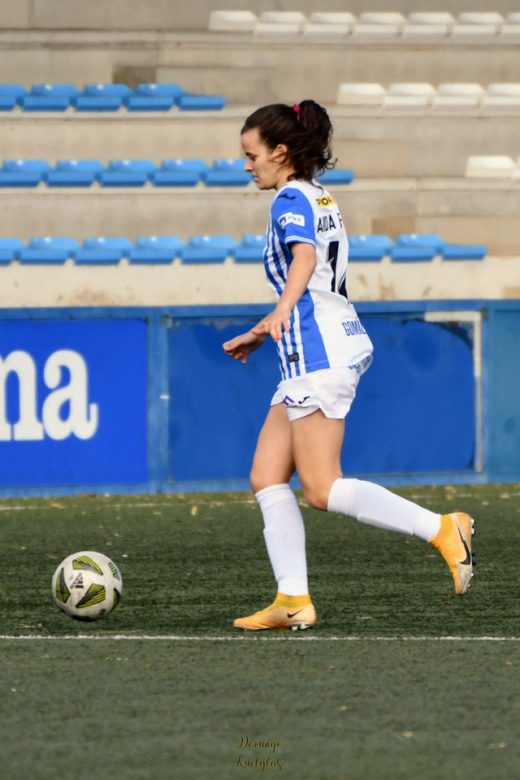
[272,222,325,376]
[274,221,293,268]
[265,224,293,379]
[296,290,330,372]
[273,227,303,378]
[264,223,284,296]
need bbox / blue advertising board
[0,300,518,496]
[167,310,477,485]
[0,318,148,486]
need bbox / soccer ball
[51,550,123,621]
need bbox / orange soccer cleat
[233,593,317,631]
[431,512,475,595]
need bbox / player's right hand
[222,330,267,364]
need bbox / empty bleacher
[210,10,520,38]
[1,105,519,180]
[1,230,517,309]
[1,19,519,104]
[0,157,355,187]
[0,176,519,255]
[0,4,519,308]
[0,232,489,265]
[5,3,520,33]
[337,82,520,109]
[0,82,225,111]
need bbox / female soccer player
[223,100,474,631]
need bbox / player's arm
[222,328,268,364]
[252,242,317,342]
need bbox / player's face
[241,128,294,190]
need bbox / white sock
[256,483,309,595]
[327,478,441,541]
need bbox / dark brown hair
[241,100,334,181]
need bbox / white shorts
[271,356,372,421]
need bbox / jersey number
[327,241,348,299]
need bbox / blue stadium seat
[391,245,437,262]
[212,159,245,171]
[0,160,52,187]
[181,235,237,263]
[0,238,24,264]
[178,93,226,111]
[317,169,355,185]
[442,243,487,260]
[349,235,394,261]
[203,159,251,186]
[126,83,185,111]
[152,160,207,187]
[75,84,132,111]
[396,233,446,252]
[100,160,156,187]
[391,233,444,261]
[45,160,104,187]
[129,236,185,264]
[235,235,265,263]
[0,84,26,110]
[19,237,79,264]
[75,237,133,265]
[22,84,78,111]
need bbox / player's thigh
[291,411,344,509]
[250,403,295,492]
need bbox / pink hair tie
[292,103,300,113]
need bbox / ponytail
[241,100,334,181]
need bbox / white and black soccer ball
[51,550,123,621]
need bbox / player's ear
[272,144,289,164]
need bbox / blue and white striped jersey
[264,179,373,379]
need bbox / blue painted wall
[0,300,518,496]
[487,302,520,480]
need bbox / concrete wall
[0,256,519,308]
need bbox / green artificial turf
[0,485,519,779]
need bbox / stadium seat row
[209,10,520,39]
[466,155,520,179]
[0,83,225,112]
[337,82,520,108]
[0,159,355,187]
[0,234,487,265]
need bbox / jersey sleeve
[271,187,316,248]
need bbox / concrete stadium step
[2,109,520,178]
[0,179,519,254]
[0,31,519,102]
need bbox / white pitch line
[1,634,520,642]
[0,503,172,512]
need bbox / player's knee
[250,461,294,494]
[250,465,270,494]
[301,483,330,511]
